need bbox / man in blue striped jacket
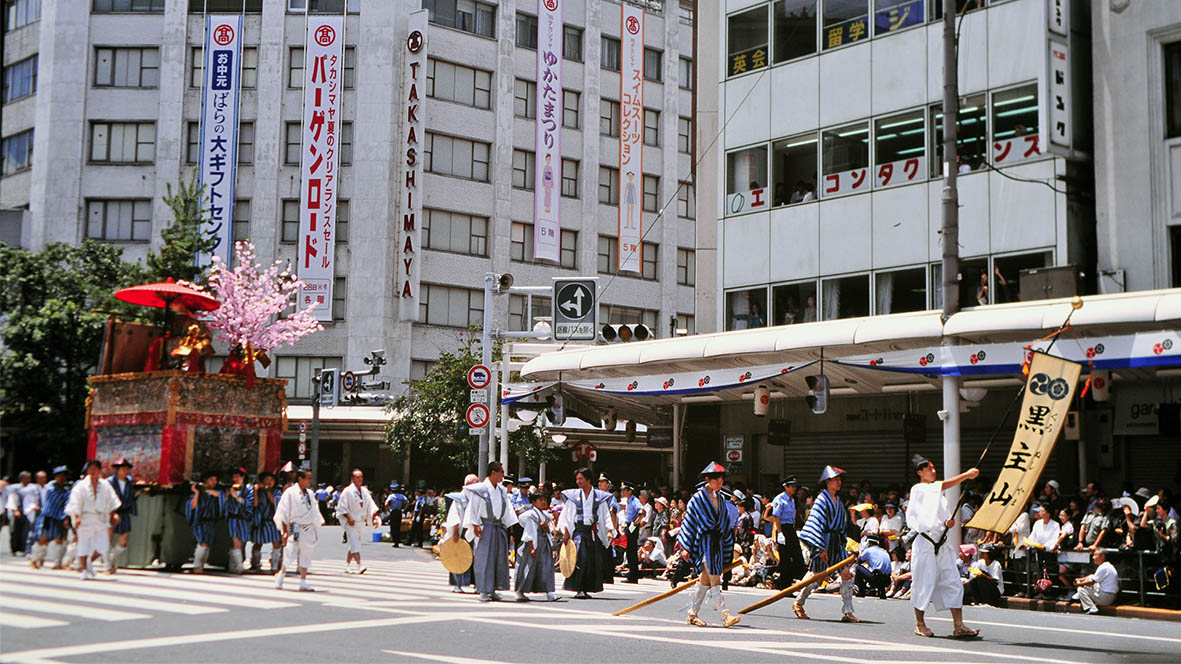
[226,467,254,574]
[678,462,740,628]
[796,465,860,623]
[105,458,137,573]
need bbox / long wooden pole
[612,561,743,617]
[737,553,856,615]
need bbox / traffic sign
[470,389,488,404]
[298,432,306,443]
[298,441,307,456]
[726,449,743,463]
[319,369,339,408]
[552,278,598,341]
[342,371,356,393]
[466,403,490,429]
[299,421,307,434]
[467,365,492,390]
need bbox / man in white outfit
[907,458,979,638]
[1074,549,1119,614]
[274,470,324,591]
[462,461,519,602]
[335,468,380,574]
[64,460,122,580]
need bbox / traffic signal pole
[310,368,321,482]
[940,0,963,549]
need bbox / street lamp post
[940,0,963,548]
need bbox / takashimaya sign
[197,15,242,267]
[532,0,563,263]
[399,10,427,320]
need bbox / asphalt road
[0,526,1176,664]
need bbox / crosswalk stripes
[0,611,69,629]
[0,581,225,615]
[4,596,150,622]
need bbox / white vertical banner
[399,10,427,321]
[618,4,644,273]
[1047,40,1070,151]
[532,0,563,263]
[297,16,344,322]
[197,15,243,267]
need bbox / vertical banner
[532,0,563,263]
[399,10,427,320]
[297,16,344,322]
[197,15,243,267]
[618,5,644,273]
[966,351,1082,533]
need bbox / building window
[232,199,250,243]
[772,281,818,324]
[561,158,579,197]
[874,0,923,36]
[424,0,496,39]
[822,0,869,51]
[597,235,618,274]
[772,132,818,205]
[425,133,489,181]
[2,55,37,104]
[728,6,769,77]
[241,48,258,88]
[1,128,33,175]
[560,229,577,268]
[343,47,356,89]
[428,58,492,109]
[422,208,489,256]
[601,36,621,71]
[600,99,620,137]
[512,223,577,268]
[931,257,987,310]
[726,145,768,196]
[95,0,166,10]
[515,12,538,49]
[641,243,658,280]
[599,166,619,205]
[275,356,342,400]
[409,359,436,380]
[288,47,304,88]
[930,0,985,21]
[727,287,767,330]
[512,149,535,190]
[420,283,484,328]
[90,122,155,163]
[281,199,299,243]
[991,84,1040,166]
[874,110,924,188]
[335,199,349,244]
[821,122,869,197]
[237,122,255,165]
[514,79,536,119]
[564,25,583,61]
[644,48,663,82]
[86,199,151,241]
[339,122,353,166]
[677,182,695,219]
[677,313,695,335]
[874,267,926,315]
[332,277,347,321]
[930,93,987,176]
[193,0,264,11]
[288,46,354,89]
[821,273,870,320]
[1167,42,1181,139]
[285,122,301,165]
[992,251,1051,304]
[676,248,695,286]
[563,89,580,129]
[644,108,660,147]
[286,0,361,13]
[774,0,817,63]
[678,116,692,154]
[600,304,659,332]
[4,0,39,31]
[509,294,553,331]
[643,174,659,212]
[678,57,693,89]
[94,47,159,88]
[187,122,199,164]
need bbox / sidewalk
[1002,596,1181,622]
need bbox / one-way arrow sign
[552,277,598,341]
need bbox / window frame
[2,54,37,104]
[93,46,160,89]
[85,199,152,242]
[89,121,156,164]
[601,36,621,71]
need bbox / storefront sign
[874,0,922,35]
[533,0,563,263]
[197,15,242,267]
[728,45,768,77]
[725,188,768,215]
[823,16,869,51]
[618,4,644,273]
[875,157,924,188]
[822,166,869,197]
[991,135,1041,166]
[399,10,427,320]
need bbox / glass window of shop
[990,84,1040,165]
[822,0,869,51]
[931,257,988,309]
[821,122,869,197]
[929,93,987,176]
[821,274,870,320]
[993,251,1052,303]
[773,281,818,324]
[771,133,818,206]
[874,267,926,314]
[874,110,924,188]
[726,287,769,331]
[728,6,769,77]
[773,0,817,64]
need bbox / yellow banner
[967,351,1082,534]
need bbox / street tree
[146,175,218,285]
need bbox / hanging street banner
[618,4,644,273]
[197,15,243,267]
[967,351,1082,534]
[400,10,427,320]
[297,16,344,322]
[533,0,563,263]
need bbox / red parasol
[114,278,220,312]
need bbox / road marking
[10,597,149,622]
[382,649,512,664]
[0,568,299,610]
[0,582,224,615]
[0,611,69,629]
[928,615,1181,644]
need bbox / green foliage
[386,331,555,486]
[145,175,217,285]
[0,241,147,467]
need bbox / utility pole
[940,0,962,549]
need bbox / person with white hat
[796,465,859,622]
[679,462,740,628]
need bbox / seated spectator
[879,502,903,552]
[889,547,913,598]
[1111,497,1145,550]
[1073,549,1119,614]
[749,534,777,588]
[638,537,666,576]
[1008,503,1032,554]
[729,544,754,586]
[664,546,692,586]
[854,535,891,599]
[964,544,1004,606]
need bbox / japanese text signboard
[533,0,563,263]
[874,0,922,35]
[967,352,1082,534]
[297,16,344,322]
[197,15,243,268]
[618,4,644,274]
[400,10,427,320]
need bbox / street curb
[1002,597,1181,622]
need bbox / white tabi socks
[798,581,817,605]
[107,544,126,573]
[270,548,283,574]
[840,577,855,615]
[228,548,244,574]
[30,542,47,568]
[64,541,78,570]
[686,583,709,626]
[193,546,209,573]
[47,541,65,569]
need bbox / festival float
[86,241,321,568]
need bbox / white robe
[558,488,613,547]
[65,478,122,559]
[336,483,378,551]
[906,481,962,612]
[275,484,325,568]
[444,497,475,542]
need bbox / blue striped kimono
[799,488,847,572]
[252,487,282,543]
[185,490,225,545]
[226,484,254,541]
[107,476,137,535]
[677,487,736,576]
[34,482,71,540]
